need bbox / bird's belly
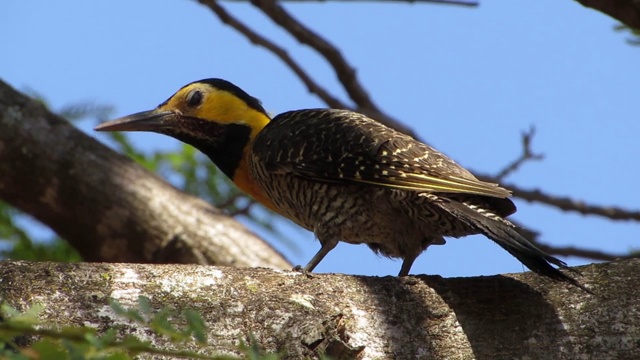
[253,173,441,258]
[267,179,388,238]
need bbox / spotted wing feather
[252,109,511,199]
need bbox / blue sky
[2,0,638,278]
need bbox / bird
[95,78,588,291]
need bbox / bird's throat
[172,121,276,210]
[173,122,251,180]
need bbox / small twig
[512,221,637,263]
[495,126,544,181]
[224,0,478,7]
[537,244,638,262]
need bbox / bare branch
[495,126,544,181]
[202,0,419,137]
[200,0,348,109]
[251,0,420,136]
[477,173,640,222]
[509,186,640,221]
[509,223,636,263]
[225,0,479,7]
[476,128,639,222]
[537,244,638,262]
[250,0,379,111]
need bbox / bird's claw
[292,265,314,278]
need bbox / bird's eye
[186,90,203,108]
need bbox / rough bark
[1,259,637,359]
[0,79,290,270]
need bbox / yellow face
[158,82,270,139]
[94,78,275,206]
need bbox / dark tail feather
[436,199,592,294]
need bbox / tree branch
[537,244,637,262]
[510,224,638,262]
[483,129,640,224]
[200,0,349,109]
[250,0,379,111]
[2,259,638,358]
[475,175,640,222]
[0,78,290,269]
[226,0,479,7]
[210,0,419,137]
[510,186,640,221]
[494,126,544,181]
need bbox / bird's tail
[435,198,592,293]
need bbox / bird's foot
[292,265,314,278]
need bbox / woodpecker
[95,78,588,291]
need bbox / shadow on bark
[428,275,573,359]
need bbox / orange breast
[232,154,278,212]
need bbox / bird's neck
[179,111,276,209]
[230,111,276,210]
[180,122,252,180]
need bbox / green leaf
[149,309,182,340]
[137,296,152,315]
[184,309,207,344]
[1,303,22,318]
[2,303,43,326]
[32,339,67,360]
[108,299,145,323]
[102,353,132,360]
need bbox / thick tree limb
[1,259,638,359]
[0,79,290,269]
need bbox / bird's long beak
[94,109,176,132]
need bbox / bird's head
[96,78,270,141]
[95,78,271,179]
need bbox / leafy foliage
[0,297,278,359]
